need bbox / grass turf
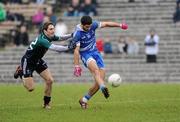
[0,83,180,122]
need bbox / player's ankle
[82,97,88,103]
[99,84,106,91]
[82,93,91,102]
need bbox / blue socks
[82,84,106,102]
[84,94,91,100]
[82,93,91,103]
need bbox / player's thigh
[87,53,105,73]
[81,53,92,68]
[87,59,99,73]
[36,59,54,82]
[39,69,54,83]
[93,52,105,69]
[21,57,34,77]
[23,77,35,87]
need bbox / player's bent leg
[88,60,104,85]
[79,60,109,109]
[99,69,105,81]
[99,69,110,98]
[40,69,54,109]
[88,82,99,97]
[40,69,54,96]
[79,82,99,109]
[88,61,109,98]
[23,77,35,92]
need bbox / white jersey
[145,34,159,55]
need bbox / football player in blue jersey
[71,15,128,109]
[14,22,72,109]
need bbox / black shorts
[21,57,48,78]
[146,54,157,63]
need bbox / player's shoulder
[91,20,100,29]
[73,24,82,36]
[35,34,51,47]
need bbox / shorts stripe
[86,57,96,67]
[23,58,27,75]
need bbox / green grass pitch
[0,83,180,122]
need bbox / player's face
[44,24,55,38]
[82,24,92,31]
[150,31,155,37]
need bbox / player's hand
[74,65,82,77]
[120,23,128,30]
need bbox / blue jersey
[73,21,100,53]
[72,21,105,69]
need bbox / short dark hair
[81,16,92,25]
[42,22,54,31]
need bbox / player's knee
[46,78,54,86]
[24,83,34,92]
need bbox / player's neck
[43,31,52,39]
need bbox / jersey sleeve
[91,21,101,30]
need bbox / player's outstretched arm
[49,44,68,53]
[59,33,73,41]
[100,22,128,30]
[74,46,80,65]
[73,46,82,77]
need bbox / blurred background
[0,0,180,83]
